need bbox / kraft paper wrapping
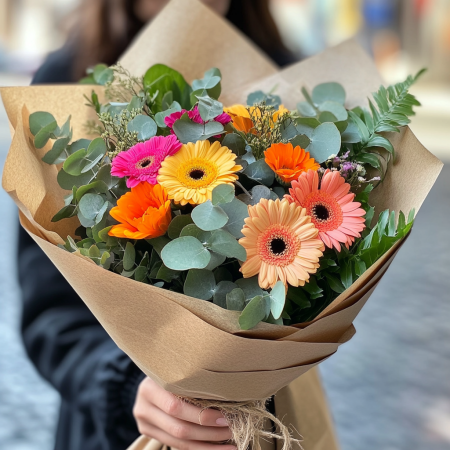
[0,0,443,449]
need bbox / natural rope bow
[178,397,303,450]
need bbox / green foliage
[192,68,222,100]
[243,159,275,186]
[212,184,235,206]
[247,90,281,109]
[184,269,216,300]
[191,200,229,231]
[161,236,211,270]
[239,295,270,330]
[307,122,341,163]
[126,114,157,140]
[172,113,224,144]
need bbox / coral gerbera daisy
[157,140,242,205]
[108,183,171,239]
[239,199,324,289]
[286,169,366,251]
[264,143,320,185]
[111,135,182,188]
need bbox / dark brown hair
[69,0,291,80]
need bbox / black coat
[19,48,145,450]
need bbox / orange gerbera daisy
[108,183,171,239]
[239,199,324,289]
[286,169,366,251]
[264,143,320,185]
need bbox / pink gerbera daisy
[164,105,231,134]
[111,135,182,188]
[286,169,366,251]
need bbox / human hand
[133,377,236,450]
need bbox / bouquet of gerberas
[1,1,443,449]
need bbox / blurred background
[0,0,449,449]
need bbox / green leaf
[179,224,212,243]
[197,95,223,122]
[367,135,395,156]
[312,82,346,105]
[219,198,249,238]
[235,276,265,300]
[204,251,226,271]
[297,101,316,117]
[184,269,216,300]
[318,101,348,121]
[354,258,366,277]
[93,64,114,85]
[213,281,238,308]
[123,242,136,271]
[308,122,341,163]
[388,210,396,237]
[57,169,95,190]
[173,114,224,144]
[156,264,181,282]
[127,115,157,141]
[238,295,269,330]
[207,229,247,261]
[42,137,70,164]
[326,274,345,294]
[168,214,194,239]
[289,134,311,150]
[161,236,211,270]
[51,204,76,222]
[63,148,87,176]
[192,201,228,231]
[212,184,235,206]
[341,121,361,143]
[348,111,370,143]
[154,101,182,128]
[135,266,148,282]
[147,235,171,257]
[192,68,221,91]
[29,111,56,135]
[339,264,353,289]
[222,133,246,156]
[269,281,286,320]
[78,193,106,220]
[75,180,109,202]
[226,288,246,311]
[243,159,275,186]
[34,119,58,149]
[96,164,120,189]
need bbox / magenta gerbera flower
[111,135,182,188]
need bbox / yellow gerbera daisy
[157,140,242,205]
[239,199,325,289]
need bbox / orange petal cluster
[286,169,366,251]
[264,143,320,184]
[109,183,171,239]
[239,198,324,289]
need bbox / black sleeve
[18,50,145,447]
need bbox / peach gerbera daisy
[286,169,366,251]
[157,140,241,205]
[264,143,320,185]
[239,199,324,289]
[109,183,171,239]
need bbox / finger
[143,400,232,442]
[144,380,228,426]
[138,422,237,450]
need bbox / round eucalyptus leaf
[243,159,274,187]
[207,229,247,261]
[34,120,58,149]
[184,269,216,300]
[269,281,286,320]
[219,198,249,239]
[168,214,194,239]
[297,101,316,117]
[236,277,265,300]
[204,251,226,271]
[341,121,361,143]
[289,134,311,150]
[57,168,95,190]
[180,224,212,244]
[29,111,56,135]
[79,193,106,220]
[212,184,235,206]
[123,242,136,271]
[318,101,348,121]
[308,122,341,163]
[312,82,346,106]
[238,295,269,330]
[63,148,87,176]
[161,236,211,270]
[226,288,246,311]
[318,111,338,123]
[213,281,238,308]
[192,201,228,231]
[127,115,157,141]
[222,133,246,156]
[197,95,223,122]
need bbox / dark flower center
[313,204,330,221]
[189,169,206,180]
[137,156,154,169]
[270,238,287,255]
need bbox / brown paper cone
[1,0,443,448]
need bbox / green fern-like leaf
[369,68,425,134]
